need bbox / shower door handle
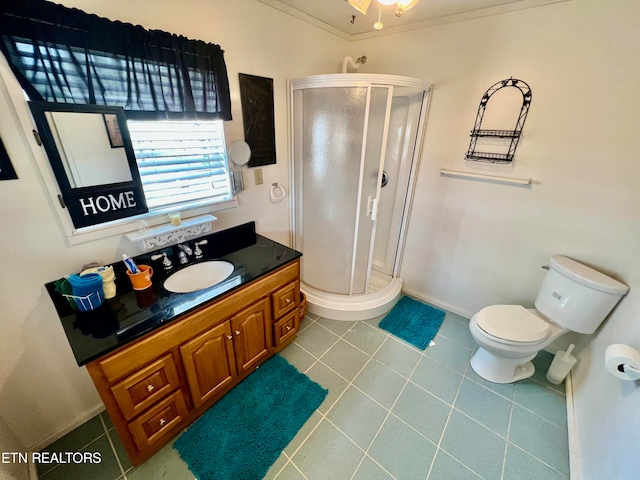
[381,171,388,188]
[367,196,379,222]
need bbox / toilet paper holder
[605,344,640,381]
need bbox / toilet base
[470,347,537,384]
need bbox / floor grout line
[277,319,375,477]
[426,351,469,479]
[507,442,570,478]
[286,320,400,479]
[36,430,108,478]
[99,414,127,480]
[350,336,423,480]
[500,391,516,479]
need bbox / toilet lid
[475,305,550,343]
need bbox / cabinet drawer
[110,355,180,421]
[272,282,297,319]
[128,390,188,452]
[273,310,299,347]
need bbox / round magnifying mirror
[228,141,251,166]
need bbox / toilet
[469,255,628,384]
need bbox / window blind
[128,121,232,209]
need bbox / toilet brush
[546,343,576,385]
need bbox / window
[128,120,233,210]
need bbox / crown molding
[255,0,569,41]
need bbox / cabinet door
[231,298,271,374]
[180,321,237,408]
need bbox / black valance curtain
[0,0,232,120]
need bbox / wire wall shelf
[464,151,512,164]
[465,78,532,164]
[470,129,520,138]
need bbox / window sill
[125,214,217,252]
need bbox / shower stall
[289,74,431,320]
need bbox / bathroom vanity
[45,222,302,465]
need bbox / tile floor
[37,305,570,480]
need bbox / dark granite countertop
[45,222,302,366]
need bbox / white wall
[351,1,640,478]
[4,1,639,477]
[0,0,347,450]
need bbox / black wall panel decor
[0,137,17,180]
[239,74,276,167]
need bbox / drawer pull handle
[147,384,155,393]
[227,334,233,340]
[285,298,291,304]
[286,325,292,331]
[235,330,241,336]
[159,418,166,426]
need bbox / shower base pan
[302,278,402,321]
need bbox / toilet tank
[534,255,629,334]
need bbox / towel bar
[440,168,532,186]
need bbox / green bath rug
[379,296,446,350]
[174,354,327,480]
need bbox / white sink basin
[164,261,235,293]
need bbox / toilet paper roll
[605,344,640,381]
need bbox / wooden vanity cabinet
[86,260,300,466]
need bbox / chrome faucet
[151,251,173,271]
[177,244,193,264]
[194,239,208,260]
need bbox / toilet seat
[475,305,550,344]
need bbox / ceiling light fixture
[373,5,383,30]
[395,0,420,17]
[345,0,421,30]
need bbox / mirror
[228,140,251,166]
[46,111,133,188]
[228,141,251,193]
[29,102,148,228]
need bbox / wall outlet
[254,168,263,185]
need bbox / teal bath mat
[174,354,327,480]
[379,296,446,350]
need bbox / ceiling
[256,0,566,38]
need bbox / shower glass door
[371,86,426,278]
[294,86,366,295]
[293,85,391,295]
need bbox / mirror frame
[29,102,148,228]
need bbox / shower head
[341,55,367,73]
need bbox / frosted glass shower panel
[372,87,425,276]
[352,87,390,294]
[294,87,368,294]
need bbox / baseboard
[401,287,474,320]
[565,372,579,480]
[27,404,105,452]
